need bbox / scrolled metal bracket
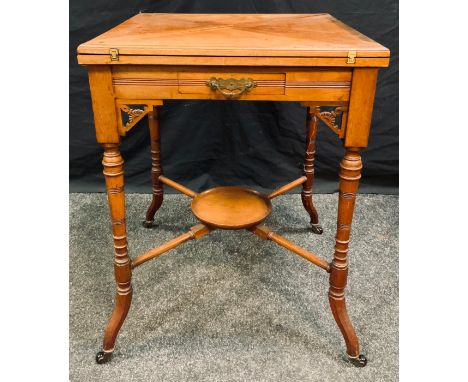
[206,77,256,99]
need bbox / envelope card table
[77,13,390,367]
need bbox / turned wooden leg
[301,107,322,234]
[144,107,164,228]
[328,148,367,367]
[96,144,133,364]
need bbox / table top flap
[77,13,390,59]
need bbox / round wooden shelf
[191,186,272,230]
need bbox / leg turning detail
[328,147,367,367]
[97,144,133,364]
[144,107,164,227]
[301,107,322,234]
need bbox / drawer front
[178,72,285,96]
[112,66,351,102]
[285,69,352,101]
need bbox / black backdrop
[70,0,398,194]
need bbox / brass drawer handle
[206,77,256,98]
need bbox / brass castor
[96,351,113,364]
[348,354,367,367]
[310,223,323,234]
[142,220,154,228]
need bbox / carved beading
[108,186,124,194]
[340,192,356,200]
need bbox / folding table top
[77,13,389,66]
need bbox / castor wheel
[310,223,323,234]
[348,354,367,367]
[142,220,154,228]
[96,351,113,364]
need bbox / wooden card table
[77,13,389,367]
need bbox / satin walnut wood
[191,187,272,230]
[77,12,389,368]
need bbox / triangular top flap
[78,13,390,59]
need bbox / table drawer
[112,66,351,101]
[178,72,285,97]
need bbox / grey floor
[70,193,398,382]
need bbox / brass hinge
[346,51,356,64]
[109,48,119,61]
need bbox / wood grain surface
[78,13,389,64]
[81,12,389,366]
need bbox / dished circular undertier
[191,186,272,230]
